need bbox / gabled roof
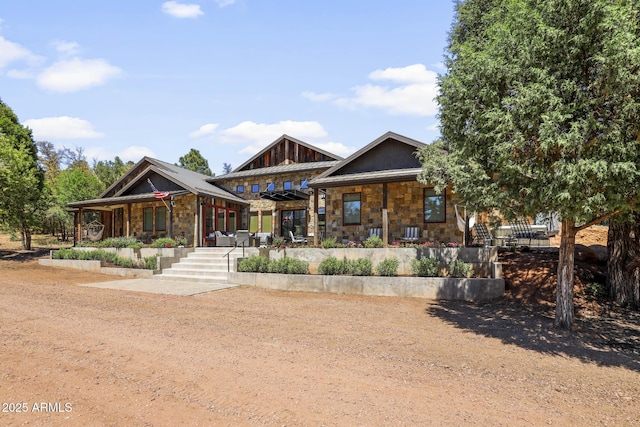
[309,131,426,188]
[233,134,342,172]
[210,160,340,181]
[71,157,248,207]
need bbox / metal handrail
[222,240,247,272]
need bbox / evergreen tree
[0,99,45,250]
[419,0,640,328]
[177,148,213,176]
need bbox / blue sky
[1,1,455,174]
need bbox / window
[300,179,308,189]
[155,207,167,231]
[143,207,153,232]
[237,185,244,193]
[283,181,292,190]
[424,188,446,223]
[267,182,275,191]
[343,193,361,225]
[251,184,259,193]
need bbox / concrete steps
[154,247,245,284]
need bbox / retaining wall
[39,259,154,278]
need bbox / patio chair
[472,222,493,246]
[289,230,307,245]
[215,230,236,247]
[508,218,549,247]
[399,226,421,244]
[368,227,382,239]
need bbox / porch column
[313,189,319,246]
[194,196,200,247]
[126,204,131,237]
[76,208,83,246]
[382,183,389,245]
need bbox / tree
[0,99,45,250]
[419,0,640,329]
[177,149,213,176]
[607,215,640,309]
[222,162,232,174]
[93,156,133,188]
[54,167,105,207]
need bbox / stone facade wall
[128,194,198,244]
[324,181,462,244]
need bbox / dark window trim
[237,185,245,193]
[342,192,361,226]
[251,184,259,193]
[423,187,446,224]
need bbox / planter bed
[39,259,154,279]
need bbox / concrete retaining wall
[71,247,194,272]
[264,246,501,278]
[39,259,154,278]
[228,272,505,300]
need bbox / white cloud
[36,58,123,93]
[162,1,204,18]
[301,91,338,102]
[52,40,81,57]
[215,0,237,7]
[189,123,219,138]
[84,145,155,163]
[215,120,354,157]
[0,36,43,70]
[306,63,439,117]
[24,116,104,140]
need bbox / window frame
[236,185,244,193]
[423,188,446,223]
[342,192,361,226]
[283,181,292,190]
[143,207,154,232]
[251,184,259,193]
[155,206,167,232]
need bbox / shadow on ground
[0,248,51,262]
[427,300,640,373]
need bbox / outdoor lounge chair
[215,230,236,247]
[472,222,493,246]
[368,227,382,239]
[289,231,307,245]
[508,218,549,247]
[399,226,421,244]
[235,230,250,247]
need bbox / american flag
[147,179,170,200]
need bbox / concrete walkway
[81,279,238,296]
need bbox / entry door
[281,209,306,239]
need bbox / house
[308,131,462,245]
[210,134,342,241]
[67,157,249,247]
[67,132,464,247]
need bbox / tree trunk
[22,225,32,251]
[607,217,640,309]
[555,218,576,329]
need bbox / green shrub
[51,248,149,269]
[449,260,472,278]
[144,256,158,270]
[411,257,440,277]
[318,256,344,275]
[115,256,134,268]
[582,282,607,299]
[363,235,384,248]
[152,237,177,248]
[99,237,139,248]
[376,257,399,277]
[273,236,286,248]
[284,258,309,274]
[321,237,339,249]
[350,258,373,276]
[238,255,270,273]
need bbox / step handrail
[222,241,246,272]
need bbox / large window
[424,188,446,223]
[343,193,361,225]
[155,207,167,231]
[143,207,153,232]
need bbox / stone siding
[325,181,462,244]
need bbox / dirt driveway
[0,255,639,426]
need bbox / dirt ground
[1,229,639,426]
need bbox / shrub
[51,248,152,269]
[144,256,158,270]
[321,237,339,249]
[272,236,286,248]
[376,257,399,277]
[363,235,384,248]
[318,256,345,275]
[267,257,309,274]
[99,237,139,248]
[449,260,472,278]
[350,258,373,276]
[411,257,440,277]
[152,237,177,248]
[238,255,269,273]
